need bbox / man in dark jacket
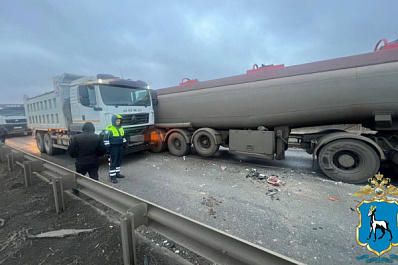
[103,114,127,183]
[0,125,7,144]
[68,122,106,181]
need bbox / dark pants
[76,164,99,181]
[109,145,123,178]
[0,138,5,144]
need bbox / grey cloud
[1,0,397,103]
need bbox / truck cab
[68,74,155,151]
[0,105,32,136]
[25,73,157,155]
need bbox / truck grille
[121,114,149,126]
[6,119,27,123]
[125,126,147,136]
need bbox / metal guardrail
[0,143,304,265]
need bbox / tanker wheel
[167,132,191,156]
[151,140,167,153]
[36,133,46,153]
[318,139,380,184]
[43,133,60,156]
[150,129,168,153]
[193,131,220,157]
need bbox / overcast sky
[1,1,397,104]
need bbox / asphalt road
[5,134,393,265]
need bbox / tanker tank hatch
[179,78,199,86]
[246,63,285,74]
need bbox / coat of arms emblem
[353,173,398,257]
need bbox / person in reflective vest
[103,114,127,183]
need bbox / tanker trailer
[152,39,398,184]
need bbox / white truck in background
[23,73,158,155]
[0,104,32,136]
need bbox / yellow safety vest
[106,125,124,137]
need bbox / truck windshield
[99,85,151,106]
[0,107,26,116]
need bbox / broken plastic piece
[266,188,280,196]
[267,175,284,186]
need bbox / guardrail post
[6,153,13,172]
[121,203,148,265]
[0,144,10,163]
[121,213,135,265]
[23,161,33,187]
[52,176,63,214]
[51,173,76,214]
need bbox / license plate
[130,135,144,142]
[14,127,22,129]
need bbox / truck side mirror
[78,85,90,107]
[150,90,158,106]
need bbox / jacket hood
[82,122,95,133]
[111,114,122,128]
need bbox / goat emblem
[367,205,393,242]
[354,173,398,257]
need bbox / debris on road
[202,196,223,218]
[266,188,280,196]
[29,228,97,238]
[329,197,340,202]
[0,218,4,227]
[246,168,267,180]
[221,166,226,170]
[350,207,355,211]
[266,175,285,186]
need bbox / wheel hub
[333,150,360,170]
[200,136,210,148]
[338,154,355,168]
[174,139,181,150]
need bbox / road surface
[5,134,392,265]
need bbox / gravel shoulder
[0,162,210,265]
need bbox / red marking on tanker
[246,64,285,74]
[180,78,199,86]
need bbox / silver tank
[155,49,398,130]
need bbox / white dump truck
[24,73,158,155]
[0,104,32,136]
[152,39,398,183]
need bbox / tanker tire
[167,132,191,156]
[318,139,380,184]
[193,131,220,157]
[43,133,60,156]
[151,140,167,153]
[36,133,46,153]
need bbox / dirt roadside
[0,162,210,265]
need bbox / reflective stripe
[104,141,110,144]
[110,173,116,176]
[123,138,127,142]
[116,167,121,169]
[115,169,120,172]
[109,170,116,173]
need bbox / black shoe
[110,177,118,183]
[116,173,125,178]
